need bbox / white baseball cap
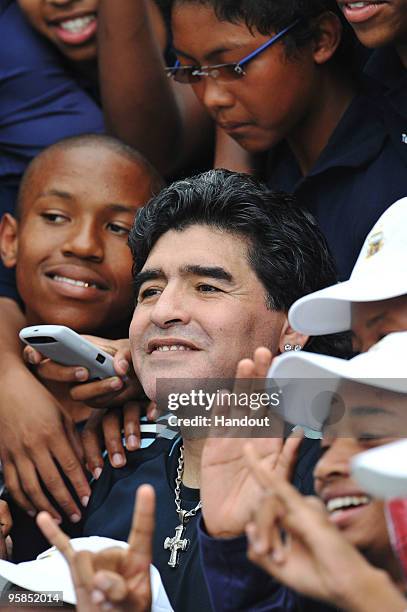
[268,331,407,431]
[0,537,173,611]
[351,439,407,499]
[288,197,407,335]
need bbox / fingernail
[97,575,113,590]
[27,510,36,518]
[70,513,81,523]
[27,350,36,365]
[110,377,123,390]
[91,590,105,604]
[127,435,138,450]
[93,467,102,480]
[271,548,284,563]
[253,539,266,554]
[118,359,129,374]
[75,368,88,381]
[112,453,124,467]
[149,408,158,421]
[81,496,89,507]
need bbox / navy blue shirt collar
[267,93,389,191]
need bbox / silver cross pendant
[164,513,190,568]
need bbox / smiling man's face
[130,225,287,400]
[18,0,99,63]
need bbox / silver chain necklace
[163,445,202,568]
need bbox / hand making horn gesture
[37,485,155,612]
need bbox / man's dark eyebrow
[37,189,73,200]
[133,269,164,296]
[183,265,233,283]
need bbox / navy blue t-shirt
[0,0,104,300]
[266,93,407,281]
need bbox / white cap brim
[289,274,406,335]
[0,537,172,611]
[269,333,407,430]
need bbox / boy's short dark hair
[16,134,165,219]
[166,0,362,74]
[129,169,351,358]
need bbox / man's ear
[0,213,19,268]
[312,12,343,65]
[278,318,309,354]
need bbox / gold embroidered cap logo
[366,230,384,259]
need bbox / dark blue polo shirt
[364,46,406,102]
[0,0,104,300]
[363,47,407,167]
[84,435,213,612]
[266,93,407,281]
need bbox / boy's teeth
[346,1,385,7]
[327,495,370,513]
[53,275,95,288]
[59,15,95,33]
[156,345,190,352]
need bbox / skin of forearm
[98,0,183,175]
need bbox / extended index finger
[127,485,155,565]
[36,511,75,563]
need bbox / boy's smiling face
[1,144,154,336]
[17,0,99,63]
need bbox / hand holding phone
[20,325,117,381]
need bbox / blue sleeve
[198,517,301,612]
[0,178,19,301]
[0,0,104,178]
[197,441,324,612]
[0,266,18,302]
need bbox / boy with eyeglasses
[164,0,407,282]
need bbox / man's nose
[150,285,191,329]
[62,221,104,262]
[195,78,235,115]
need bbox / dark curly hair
[129,169,351,358]
[163,0,363,75]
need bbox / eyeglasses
[166,19,300,85]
